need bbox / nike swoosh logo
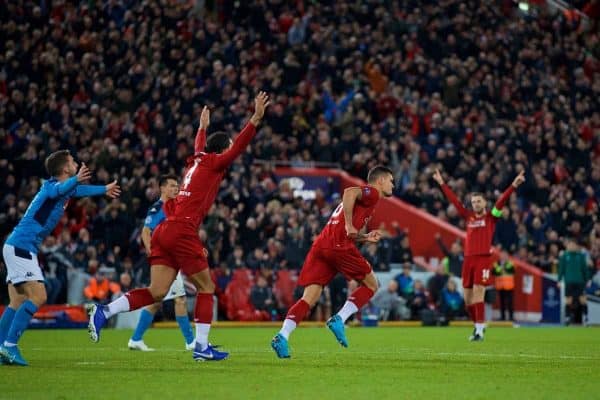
[195,351,214,359]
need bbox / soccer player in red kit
[88,92,270,361]
[432,169,525,341]
[271,166,394,358]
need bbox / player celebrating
[432,169,525,341]
[0,150,120,366]
[271,166,394,358]
[88,92,270,362]
[127,174,195,352]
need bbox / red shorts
[462,254,492,288]
[298,245,372,286]
[149,221,209,276]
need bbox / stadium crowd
[0,0,599,320]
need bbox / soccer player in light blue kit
[0,150,121,366]
[127,174,195,351]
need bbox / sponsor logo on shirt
[467,219,486,228]
[179,191,192,197]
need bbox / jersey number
[182,159,200,190]
[482,269,490,281]
[331,203,343,217]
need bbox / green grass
[1,326,599,400]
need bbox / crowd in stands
[1,1,599,321]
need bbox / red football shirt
[170,122,257,229]
[314,185,380,250]
[441,184,514,256]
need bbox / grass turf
[1,326,598,400]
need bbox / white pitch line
[29,347,598,361]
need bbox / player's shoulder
[360,185,379,200]
[147,199,164,215]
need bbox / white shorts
[2,244,44,285]
[163,271,186,301]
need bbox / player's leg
[0,245,47,366]
[470,284,486,340]
[128,302,160,351]
[0,284,26,348]
[326,249,377,348]
[564,293,573,325]
[174,296,194,349]
[272,246,335,358]
[186,268,228,361]
[88,265,176,343]
[462,259,475,325]
[0,281,46,366]
[579,292,588,325]
[168,273,194,349]
[272,284,323,359]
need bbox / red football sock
[473,302,485,323]
[124,288,155,311]
[285,299,310,325]
[194,293,214,323]
[466,304,475,322]
[348,286,374,309]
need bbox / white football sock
[336,301,359,323]
[104,296,130,318]
[475,323,485,335]
[195,323,211,350]
[278,319,297,340]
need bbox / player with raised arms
[432,169,525,341]
[0,150,120,366]
[88,92,270,361]
[127,174,195,352]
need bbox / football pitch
[1,326,598,400]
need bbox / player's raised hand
[432,169,444,185]
[77,163,92,182]
[199,106,210,130]
[250,91,270,125]
[512,170,526,188]
[105,180,122,199]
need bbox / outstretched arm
[492,171,525,217]
[194,106,210,154]
[47,163,92,198]
[214,92,270,170]
[433,169,469,218]
[75,180,121,199]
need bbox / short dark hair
[159,174,178,187]
[205,132,231,154]
[367,165,393,183]
[471,192,485,199]
[45,150,71,177]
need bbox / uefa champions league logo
[544,286,560,308]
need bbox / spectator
[394,264,415,301]
[369,280,410,321]
[440,280,465,320]
[250,276,276,318]
[427,265,449,307]
[436,233,464,277]
[410,280,429,320]
[83,267,121,305]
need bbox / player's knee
[148,302,161,313]
[150,287,168,302]
[30,291,47,306]
[174,296,186,307]
[196,279,215,293]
